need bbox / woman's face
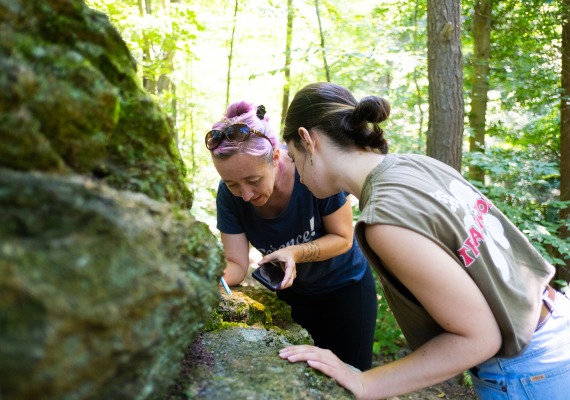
[213,152,277,206]
[286,142,330,199]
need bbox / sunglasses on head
[205,123,273,150]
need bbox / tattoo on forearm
[299,241,321,262]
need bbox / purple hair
[209,101,280,161]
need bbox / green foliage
[554,279,570,295]
[487,109,560,161]
[464,147,569,269]
[353,207,406,356]
[487,0,561,114]
[373,280,406,356]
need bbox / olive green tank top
[355,154,554,357]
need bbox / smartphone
[252,261,285,291]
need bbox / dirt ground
[373,353,478,400]
[386,379,477,400]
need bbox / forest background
[86,0,569,356]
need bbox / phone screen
[252,261,285,291]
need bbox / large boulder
[0,170,224,400]
[0,0,224,399]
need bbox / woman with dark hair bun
[206,100,377,372]
[279,82,570,399]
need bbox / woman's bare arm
[280,225,502,399]
[220,232,251,286]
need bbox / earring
[310,157,313,166]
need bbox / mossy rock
[0,0,192,208]
[205,287,312,346]
[164,288,354,399]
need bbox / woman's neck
[256,156,295,218]
[333,150,385,200]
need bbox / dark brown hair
[283,82,390,154]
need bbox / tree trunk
[138,0,156,94]
[426,0,464,171]
[468,0,492,183]
[412,0,425,141]
[559,0,570,282]
[226,0,239,108]
[157,0,176,136]
[281,0,294,128]
[187,59,196,182]
[314,0,330,82]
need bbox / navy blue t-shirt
[216,170,368,295]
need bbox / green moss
[204,319,249,332]
[201,287,315,350]
[0,0,193,209]
[205,293,268,332]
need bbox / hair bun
[225,100,254,119]
[353,96,391,124]
[256,105,267,120]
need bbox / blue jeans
[470,290,570,399]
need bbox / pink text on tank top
[457,198,494,267]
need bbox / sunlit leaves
[490,0,561,112]
[464,146,566,265]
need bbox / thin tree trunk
[412,0,425,141]
[138,0,156,94]
[426,0,464,171]
[314,0,330,82]
[226,0,239,108]
[156,1,176,136]
[171,82,178,144]
[157,50,175,114]
[281,0,294,127]
[189,59,195,182]
[468,0,493,183]
[558,0,570,282]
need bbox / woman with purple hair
[206,100,377,371]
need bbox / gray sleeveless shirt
[355,154,554,357]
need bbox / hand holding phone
[252,261,285,291]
